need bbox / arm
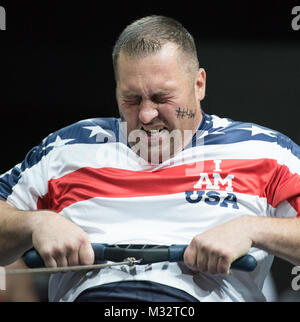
[0,201,33,265]
[249,215,300,264]
[0,200,94,267]
[184,215,300,274]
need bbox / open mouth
[141,126,168,136]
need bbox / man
[0,15,300,302]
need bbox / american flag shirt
[1,112,300,302]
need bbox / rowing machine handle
[24,243,257,272]
[167,245,257,272]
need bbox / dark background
[1,0,300,300]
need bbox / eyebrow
[120,90,172,98]
[152,91,172,97]
[120,92,139,99]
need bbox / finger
[184,245,198,272]
[44,257,58,268]
[207,253,219,275]
[78,242,94,265]
[41,251,58,268]
[217,256,231,275]
[38,247,58,268]
[67,249,79,267]
[196,250,208,273]
[54,254,68,267]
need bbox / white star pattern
[43,135,75,150]
[239,125,277,138]
[210,129,226,135]
[83,126,112,138]
[211,115,232,129]
[209,116,232,135]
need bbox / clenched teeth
[142,127,167,135]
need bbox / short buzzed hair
[112,15,199,80]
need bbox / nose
[138,100,159,124]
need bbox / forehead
[117,43,187,94]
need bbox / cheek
[163,104,192,129]
[161,103,197,132]
[119,107,140,130]
[158,104,180,125]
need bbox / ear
[194,68,206,101]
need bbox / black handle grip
[24,243,257,272]
[168,245,257,272]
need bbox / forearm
[247,215,300,265]
[0,200,94,268]
[0,200,35,265]
[184,214,300,275]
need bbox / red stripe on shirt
[37,159,300,214]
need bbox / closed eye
[151,95,174,104]
[121,94,174,106]
[122,97,141,106]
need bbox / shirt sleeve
[0,136,50,211]
[266,134,300,218]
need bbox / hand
[184,216,253,275]
[30,211,94,268]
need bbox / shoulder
[53,117,120,142]
[203,112,300,161]
[41,117,121,148]
[16,117,120,168]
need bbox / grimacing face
[116,43,206,164]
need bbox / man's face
[116,43,206,164]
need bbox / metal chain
[4,257,142,275]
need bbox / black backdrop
[1,0,300,300]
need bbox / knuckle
[217,254,231,274]
[52,246,67,259]
[211,247,230,259]
[220,250,232,262]
[65,243,77,254]
[209,248,218,257]
[52,246,64,258]
[192,235,202,245]
[40,248,52,259]
[190,236,200,249]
